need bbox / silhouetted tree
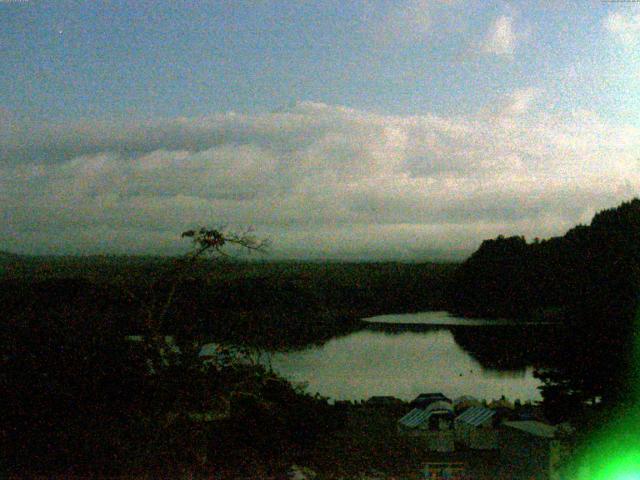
[448,198,640,419]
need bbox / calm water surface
[364,310,549,326]
[264,311,543,402]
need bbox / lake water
[363,310,551,326]
[264,311,544,402]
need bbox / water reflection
[364,311,505,326]
[364,310,555,326]
[266,328,542,402]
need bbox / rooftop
[398,408,430,428]
[455,406,495,427]
[502,421,557,439]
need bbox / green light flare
[574,443,640,480]
[569,306,640,479]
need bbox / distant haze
[1,2,639,260]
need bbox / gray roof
[425,400,454,414]
[412,392,451,408]
[502,421,556,438]
[398,408,430,428]
[455,406,495,427]
[399,402,454,429]
[367,396,399,403]
[415,392,449,402]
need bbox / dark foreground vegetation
[2,198,640,477]
[0,232,455,477]
[0,257,454,350]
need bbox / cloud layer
[483,15,516,57]
[2,98,639,259]
[604,10,640,47]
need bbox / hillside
[448,198,640,322]
[448,198,640,415]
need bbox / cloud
[372,0,461,44]
[502,88,541,116]
[479,88,542,118]
[2,98,639,259]
[604,11,640,47]
[483,15,516,57]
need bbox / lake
[261,311,545,402]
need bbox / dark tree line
[449,199,640,321]
[448,198,640,418]
[0,229,341,477]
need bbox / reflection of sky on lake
[364,310,548,326]
[268,329,542,402]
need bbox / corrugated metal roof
[455,406,495,427]
[503,421,556,438]
[399,408,431,428]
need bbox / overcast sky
[1,1,639,260]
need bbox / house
[488,395,514,410]
[410,392,451,410]
[398,400,455,452]
[514,402,547,422]
[453,395,481,411]
[365,395,402,407]
[497,421,558,480]
[454,406,497,450]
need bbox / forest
[448,199,640,429]
[0,240,455,477]
[2,199,640,476]
[448,198,640,324]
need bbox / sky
[1,0,639,260]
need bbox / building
[497,421,558,480]
[454,406,497,450]
[365,395,402,406]
[453,395,481,411]
[411,392,451,410]
[488,395,514,410]
[514,402,547,422]
[398,401,455,452]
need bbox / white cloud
[2,97,640,259]
[604,11,640,46]
[502,87,541,116]
[480,87,542,118]
[483,15,516,57]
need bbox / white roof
[399,408,430,428]
[455,406,495,427]
[400,402,454,429]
